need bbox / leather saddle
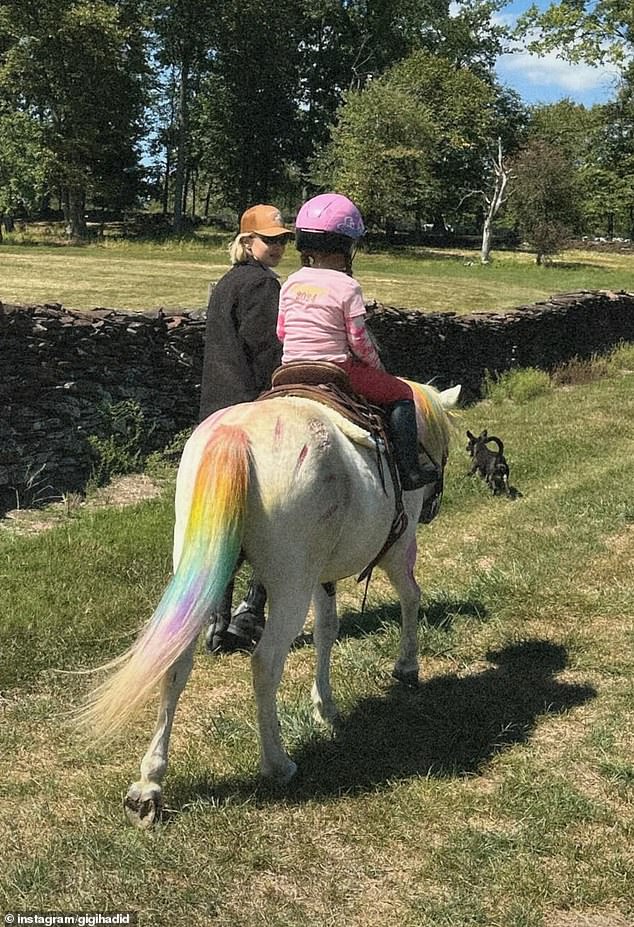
[259,361,386,438]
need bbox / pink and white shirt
[277,266,381,368]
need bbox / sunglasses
[257,233,291,246]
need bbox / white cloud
[497,49,621,94]
[453,2,625,103]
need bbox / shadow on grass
[365,247,473,265]
[336,596,488,640]
[543,260,603,271]
[168,639,596,814]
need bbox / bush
[88,399,155,485]
[551,355,610,386]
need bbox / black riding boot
[388,400,440,491]
[205,580,235,653]
[224,578,267,652]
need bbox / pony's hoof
[392,667,419,687]
[263,759,297,786]
[123,783,162,828]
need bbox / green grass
[1,225,633,313]
[1,349,633,926]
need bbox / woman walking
[200,204,293,653]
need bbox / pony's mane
[406,380,459,458]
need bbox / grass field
[1,226,633,313]
[1,350,633,926]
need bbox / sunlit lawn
[1,224,632,313]
[1,350,633,926]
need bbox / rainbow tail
[78,424,251,741]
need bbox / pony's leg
[381,535,421,686]
[251,584,313,783]
[124,640,196,828]
[311,583,340,726]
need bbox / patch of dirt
[88,472,164,508]
[0,473,164,537]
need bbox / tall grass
[1,348,633,926]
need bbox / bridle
[418,440,446,525]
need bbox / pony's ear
[466,430,475,440]
[439,385,461,409]
[480,429,488,439]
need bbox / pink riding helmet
[295,193,365,240]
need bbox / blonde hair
[229,232,254,265]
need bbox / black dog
[466,429,512,496]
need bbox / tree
[184,0,513,213]
[150,0,218,230]
[181,0,303,216]
[589,69,634,238]
[527,90,634,239]
[509,139,581,263]
[317,50,526,232]
[0,108,51,240]
[528,99,599,166]
[517,0,633,66]
[384,52,525,226]
[0,0,148,238]
[526,99,599,237]
[314,81,437,231]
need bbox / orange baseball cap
[239,204,293,236]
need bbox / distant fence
[1,289,633,513]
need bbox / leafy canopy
[517,0,633,65]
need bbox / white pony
[80,380,460,826]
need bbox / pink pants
[338,357,413,406]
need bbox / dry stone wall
[1,290,633,514]
[366,290,634,401]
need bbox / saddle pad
[258,379,386,440]
[265,396,378,450]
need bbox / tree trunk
[172,56,190,233]
[64,188,88,240]
[162,146,171,216]
[4,213,15,233]
[481,214,493,264]
[204,181,213,218]
[190,170,197,218]
[183,165,190,218]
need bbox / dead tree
[480,138,512,264]
[460,139,513,264]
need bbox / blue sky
[490,0,624,106]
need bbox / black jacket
[199,259,283,420]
